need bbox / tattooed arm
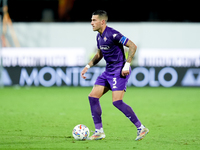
[126,40,137,63]
[81,49,103,79]
[121,40,137,76]
[88,49,103,67]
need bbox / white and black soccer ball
[72,124,90,140]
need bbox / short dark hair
[92,10,108,22]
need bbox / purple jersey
[96,26,129,74]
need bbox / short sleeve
[96,35,100,49]
[112,31,129,46]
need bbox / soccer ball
[72,124,90,140]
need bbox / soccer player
[81,10,149,141]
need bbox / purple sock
[113,100,141,128]
[88,96,103,129]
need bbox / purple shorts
[95,69,131,91]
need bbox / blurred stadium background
[0,1,200,149]
[0,0,200,87]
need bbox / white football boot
[135,127,149,141]
[88,129,106,140]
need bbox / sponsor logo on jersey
[100,45,110,50]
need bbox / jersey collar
[100,26,108,37]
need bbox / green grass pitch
[0,86,199,150]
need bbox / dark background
[1,0,200,22]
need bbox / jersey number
[113,78,117,89]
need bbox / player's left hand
[122,62,130,76]
[121,70,130,76]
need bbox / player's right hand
[81,67,88,79]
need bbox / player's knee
[88,90,103,98]
[88,92,95,98]
[88,93,100,99]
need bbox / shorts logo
[113,78,117,89]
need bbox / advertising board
[138,49,200,67]
[2,67,200,87]
[1,48,86,67]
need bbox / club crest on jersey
[104,36,107,42]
